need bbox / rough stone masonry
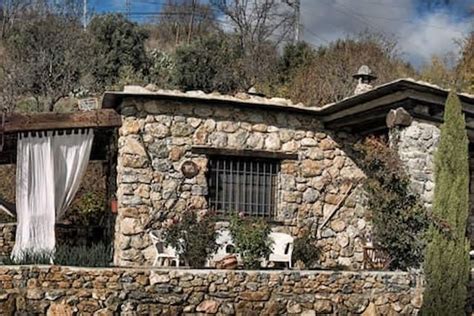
[114,97,369,269]
[0,266,423,315]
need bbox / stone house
[102,78,474,269]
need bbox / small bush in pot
[229,213,273,269]
[292,232,321,269]
[163,211,218,268]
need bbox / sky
[93,0,474,68]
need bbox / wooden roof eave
[1,109,122,134]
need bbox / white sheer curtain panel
[11,129,94,261]
[12,132,56,260]
[54,129,94,219]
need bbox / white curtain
[12,129,94,261]
[53,130,94,219]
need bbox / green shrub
[68,191,106,226]
[229,214,273,269]
[356,136,429,270]
[172,35,243,93]
[147,49,176,88]
[3,243,112,267]
[88,14,148,91]
[292,232,320,268]
[55,242,112,267]
[163,211,218,268]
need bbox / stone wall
[390,118,474,245]
[0,266,423,315]
[0,223,15,258]
[115,97,369,268]
[470,157,474,246]
[389,120,440,210]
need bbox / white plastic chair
[208,229,236,266]
[149,231,180,267]
[267,232,294,268]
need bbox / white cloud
[299,0,472,67]
[398,12,471,66]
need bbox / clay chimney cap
[353,65,377,83]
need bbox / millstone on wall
[114,98,370,268]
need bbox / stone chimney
[353,65,377,95]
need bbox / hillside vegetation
[0,0,472,112]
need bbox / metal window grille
[208,156,280,218]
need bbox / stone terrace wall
[115,97,368,268]
[0,266,423,315]
[0,223,15,258]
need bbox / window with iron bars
[208,156,280,218]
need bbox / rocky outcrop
[0,265,423,315]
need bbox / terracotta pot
[111,199,118,214]
[216,255,238,270]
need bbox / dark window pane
[208,156,279,218]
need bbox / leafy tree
[422,91,470,315]
[457,32,474,93]
[173,35,241,93]
[88,14,148,91]
[211,0,294,49]
[279,42,315,79]
[173,34,279,93]
[0,12,90,112]
[146,0,218,50]
[269,42,315,96]
[0,0,83,39]
[419,55,456,88]
[211,0,286,91]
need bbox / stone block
[196,300,220,314]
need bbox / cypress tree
[422,91,470,315]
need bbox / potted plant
[229,213,273,269]
[163,211,218,268]
[292,231,321,269]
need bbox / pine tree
[422,91,470,315]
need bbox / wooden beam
[3,109,122,133]
[409,90,474,116]
[326,112,388,130]
[191,146,299,160]
[322,91,408,123]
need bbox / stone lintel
[191,146,299,160]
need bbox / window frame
[207,155,280,218]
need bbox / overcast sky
[94,0,474,68]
